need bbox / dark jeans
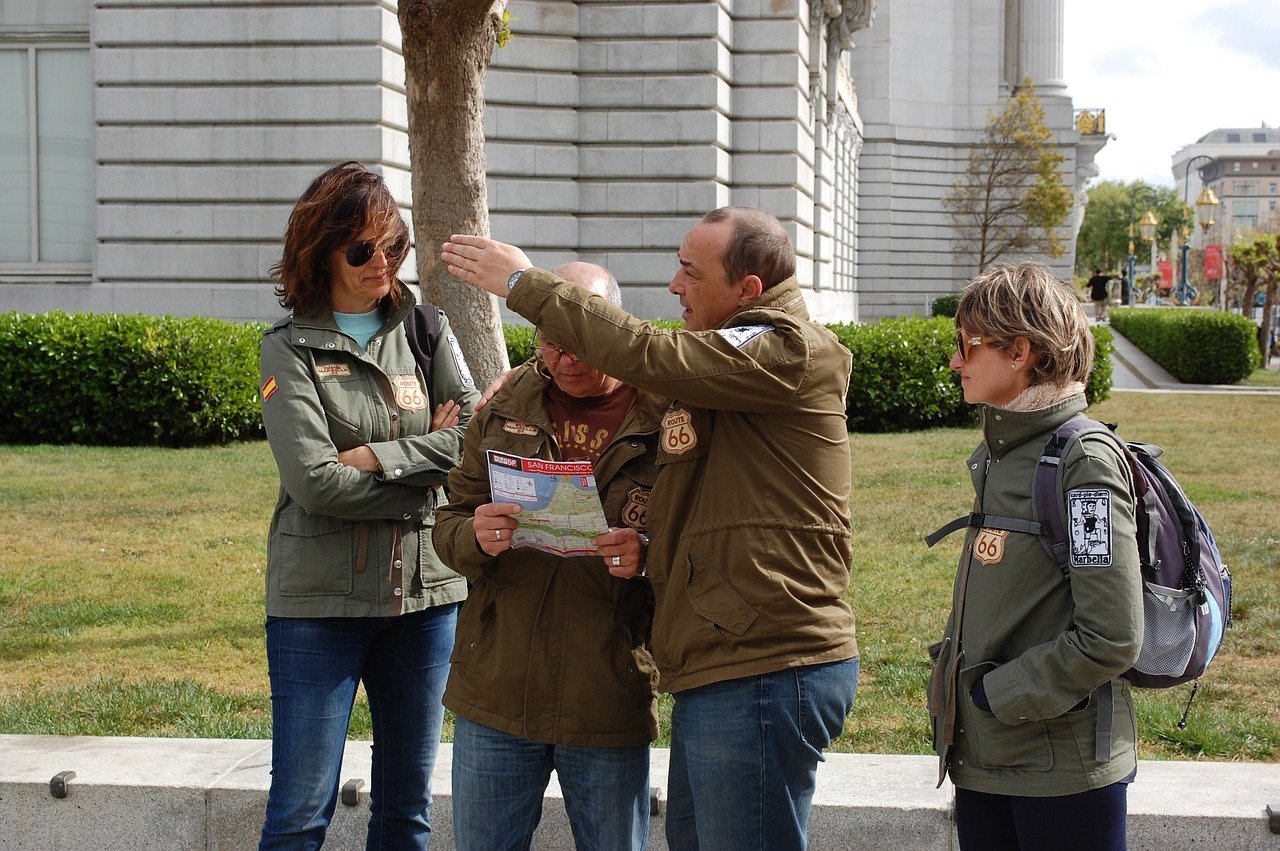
[954,782,1128,851]
[258,604,458,851]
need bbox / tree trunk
[399,0,510,389]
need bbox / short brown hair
[955,261,1094,387]
[700,206,795,289]
[272,161,410,315]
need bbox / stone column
[1018,0,1065,92]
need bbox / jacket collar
[488,362,666,437]
[721,276,808,327]
[289,289,418,349]
[980,393,1087,460]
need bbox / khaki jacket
[259,293,478,617]
[508,269,859,693]
[927,394,1144,796]
[433,364,663,746]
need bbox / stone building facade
[1,0,1100,324]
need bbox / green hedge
[0,312,266,446]
[931,293,960,318]
[1110,307,1259,384]
[0,311,1116,446]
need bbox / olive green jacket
[433,363,663,746]
[927,394,1144,796]
[259,293,479,617]
[507,268,858,693]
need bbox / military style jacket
[259,293,479,618]
[433,363,663,746]
[507,269,859,693]
[927,394,1144,797]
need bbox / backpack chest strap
[925,512,1043,548]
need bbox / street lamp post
[1126,223,1136,306]
[1138,210,1158,301]
[1176,155,1221,305]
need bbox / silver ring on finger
[494,529,501,541]
[611,556,621,567]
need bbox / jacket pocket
[685,547,757,636]
[273,508,356,597]
[961,661,1052,771]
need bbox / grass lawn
[1243,366,1280,387]
[2,391,1277,761]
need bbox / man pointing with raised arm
[442,207,858,850]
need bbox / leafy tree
[1228,233,1280,358]
[943,79,1073,272]
[1074,180,1187,276]
[398,1,512,388]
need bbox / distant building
[1,0,1103,324]
[1172,127,1280,250]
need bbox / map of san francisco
[487,450,609,556]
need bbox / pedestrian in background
[1087,268,1113,321]
[258,161,478,849]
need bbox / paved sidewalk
[1103,323,1280,394]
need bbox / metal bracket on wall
[49,771,76,799]
[341,778,365,807]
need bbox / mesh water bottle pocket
[1133,582,1197,678]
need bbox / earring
[1011,363,1018,370]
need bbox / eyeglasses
[534,341,574,364]
[341,237,408,268]
[954,331,989,362]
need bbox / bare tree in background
[944,79,1073,272]
[399,0,511,388]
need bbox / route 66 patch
[392,374,428,412]
[661,408,697,455]
[1068,488,1112,567]
[973,528,1008,565]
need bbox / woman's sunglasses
[341,237,408,268]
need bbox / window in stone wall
[831,106,858,294]
[0,44,92,269]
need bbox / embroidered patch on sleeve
[715,324,772,348]
[261,375,278,403]
[446,334,476,388]
[1068,488,1112,567]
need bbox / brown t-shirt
[545,381,636,463]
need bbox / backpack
[929,417,1232,723]
[403,303,442,378]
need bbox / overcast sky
[1063,0,1280,189]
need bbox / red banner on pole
[1205,244,1224,281]
[1157,259,1174,290]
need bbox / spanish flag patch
[261,375,279,403]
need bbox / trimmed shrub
[1110,307,1259,384]
[0,312,266,446]
[504,324,536,366]
[832,316,973,432]
[1086,324,1114,406]
[931,293,960,318]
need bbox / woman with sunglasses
[258,161,479,849]
[927,262,1143,850]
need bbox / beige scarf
[999,380,1085,413]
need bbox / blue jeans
[665,657,859,851]
[258,604,458,851]
[451,715,651,851]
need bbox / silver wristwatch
[506,268,528,292]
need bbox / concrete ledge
[1,735,1277,849]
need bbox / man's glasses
[534,341,574,364]
[955,331,989,362]
[341,237,408,268]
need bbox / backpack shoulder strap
[403,303,443,378]
[1033,417,1128,576]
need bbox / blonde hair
[954,261,1094,386]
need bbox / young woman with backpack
[926,261,1143,850]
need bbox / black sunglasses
[341,237,408,268]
